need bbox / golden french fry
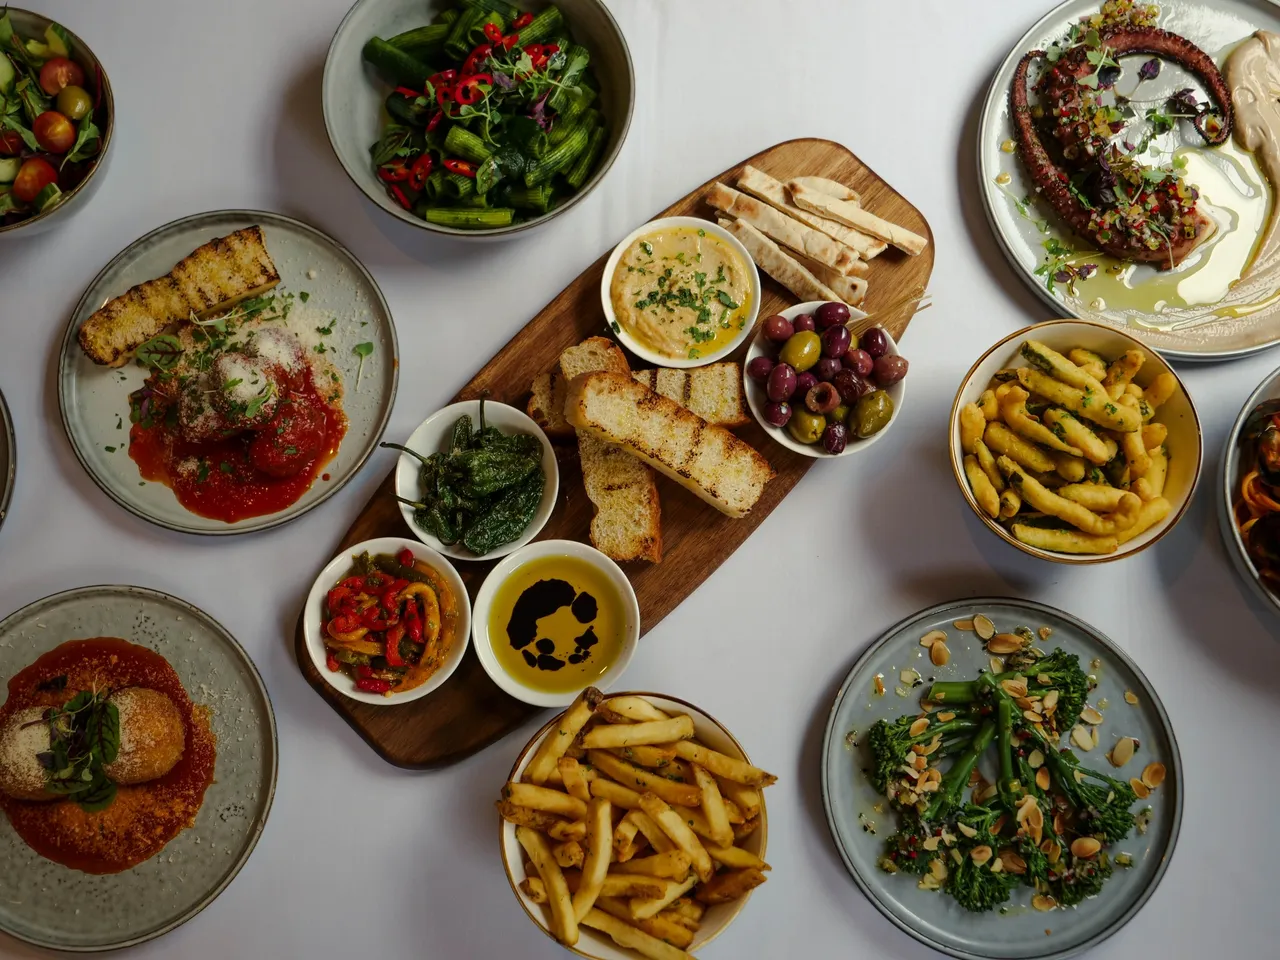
[690,763,734,847]
[973,438,1003,490]
[1142,373,1177,413]
[1143,446,1167,498]
[1042,408,1114,465]
[583,716,695,750]
[1132,477,1155,501]
[614,817,640,859]
[549,820,588,843]
[638,793,714,884]
[715,779,761,821]
[505,782,589,820]
[1067,348,1107,380]
[999,385,1081,454]
[588,751,703,807]
[571,797,613,921]
[1022,340,1112,397]
[600,697,670,723]
[979,389,1000,420]
[581,907,694,960]
[1125,382,1143,398]
[1102,349,1145,399]
[591,778,644,811]
[999,456,1140,534]
[497,800,567,832]
[629,874,699,921]
[518,825,579,946]
[525,688,603,785]
[694,867,769,904]
[672,740,776,786]
[567,872,666,900]
[593,898,695,951]
[960,403,986,455]
[1017,368,1140,432]
[998,487,1021,519]
[1116,496,1171,544]
[626,810,676,853]
[1053,450,1087,482]
[1057,483,1133,512]
[558,757,591,803]
[544,764,598,788]
[733,817,761,841]
[614,849,692,880]
[521,876,547,903]
[1142,423,1167,451]
[668,897,705,923]
[554,840,585,869]
[985,420,1056,473]
[616,743,679,769]
[705,844,771,871]
[965,455,1000,518]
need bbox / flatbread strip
[788,181,928,256]
[736,165,886,260]
[706,183,860,275]
[720,218,847,307]
[789,176,861,203]
[78,226,280,366]
[722,215,866,304]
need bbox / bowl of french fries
[497,689,774,960]
[950,320,1201,562]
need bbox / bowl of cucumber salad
[324,0,633,237]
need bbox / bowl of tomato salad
[303,536,471,704]
[0,8,113,237]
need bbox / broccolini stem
[924,720,996,820]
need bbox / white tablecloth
[1,1,1278,957]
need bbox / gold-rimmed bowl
[499,692,769,959]
[949,319,1202,564]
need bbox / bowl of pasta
[1221,365,1280,614]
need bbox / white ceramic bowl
[393,401,559,561]
[500,692,769,959]
[600,216,761,368]
[303,536,471,705]
[950,319,1202,564]
[743,300,904,458]
[471,539,638,707]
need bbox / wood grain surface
[294,137,936,767]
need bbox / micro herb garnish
[197,459,210,483]
[640,241,653,256]
[353,342,374,391]
[134,334,184,371]
[30,687,121,812]
[299,291,310,303]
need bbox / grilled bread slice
[78,226,280,367]
[558,339,662,563]
[564,372,775,519]
[631,363,750,428]
[527,372,573,440]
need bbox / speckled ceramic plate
[0,584,277,951]
[57,210,398,534]
[0,387,13,535]
[979,0,1280,360]
[821,598,1181,960]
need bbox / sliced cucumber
[0,52,14,95]
[0,157,20,184]
[34,182,61,211]
[44,24,71,58]
[24,38,50,63]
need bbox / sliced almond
[929,857,948,881]
[953,619,975,631]
[1027,748,1044,769]
[968,767,982,787]
[1124,690,1140,705]
[1129,777,1150,799]
[937,711,956,722]
[1036,767,1051,791]
[1091,726,1100,748]
[992,814,1007,836]
[918,778,940,794]
[1036,673,1052,685]
[1015,696,1037,711]
[1038,626,1053,641]
[1023,709,1045,723]
[912,755,928,771]
[1073,769,1086,784]
[1026,804,1044,832]
[974,615,995,640]
[1053,813,1066,837]
[909,717,930,737]
[923,835,941,851]
[977,783,999,803]
[1041,689,1059,714]
[1109,737,1136,767]
[873,675,885,696]
[1071,726,1094,751]
[1071,837,1101,859]
[917,874,940,891]
[900,668,921,685]
[920,735,943,756]
[1042,839,1061,864]
[957,821,978,839]
[941,830,957,846]
[1032,894,1057,912]
[970,845,993,866]
[920,630,947,648]
[987,633,1024,654]
[1001,677,1029,697]
[1000,849,1027,874]
[930,642,951,667]
[1141,762,1166,789]
[990,856,1004,874]
[950,848,963,865]
[1081,706,1105,725]
[900,764,920,781]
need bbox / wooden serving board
[294,137,935,767]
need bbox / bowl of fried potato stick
[950,320,1201,563]
[497,689,773,960]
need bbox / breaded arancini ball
[103,687,186,785]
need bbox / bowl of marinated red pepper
[304,537,471,704]
[322,0,633,236]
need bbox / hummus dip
[610,226,752,360]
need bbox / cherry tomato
[38,57,85,96]
[0,130,22,155]
[56,85,93,121]
[33,111,75,153]
[12,157,57,203]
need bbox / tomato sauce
[129,369,347,524]
[0,639,216,874]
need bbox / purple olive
[822,421,848,455]
[806,382,841,414]
[762,314,794,343]
[843,348,874,377]
[767,362,797,402]
[832,368,873,404]
[873,354,909,387]
[815,301,851,330]
[794,371,818,396]
[763,400,792,427]
[821,324,851,358]
[861,327,890,359]
[813,357,842,382]
[746,355,775,384]
[792,313,816,333]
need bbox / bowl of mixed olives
[743,301,907,457]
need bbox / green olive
[831,403,850,424]
[854,390,894,439]
[787,408,826,445]
[56,85,92,121]
[778,330,821,373]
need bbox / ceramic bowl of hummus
[601,216,760,368]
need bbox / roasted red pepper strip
[454,73,492,106]
[408,154,433,191]
[501,33,518,51]
[396,548,415,567]
[325,653,340,672]
[357,664,374,678]
[356,677,392,694]
[394,85,421,98]
[388,184,412,210]
[341,576,366,591]
[426,111,443,132]
[377,160,410,183]
[404,601,424,643]
[462,43,492,76]
[443,158,477,178]
[329,614,361,634]
[384,624,407,667]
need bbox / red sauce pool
[130,369,347,523]
[0,639,216,874]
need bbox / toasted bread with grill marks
[77,226,280,367]
[527,372,573,440]
[631,363,750,429]
[564,372,774,519]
